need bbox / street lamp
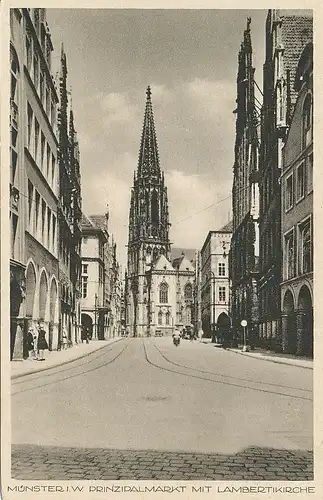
[94,293,98,340]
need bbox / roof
[81,213,94,229]
[172,253,195,272]
[153,254,175,272]
[171,247,196,263]
[279,14,313,105]
[218,220,233,233]
[88,214,109,233]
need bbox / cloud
[166,170,232,251]
[100,92,139,126]
[184,78,236,120]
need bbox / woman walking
[37,324,49,361]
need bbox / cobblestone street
[11,338,313,480]
[12,444,313,481]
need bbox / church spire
[137,86,160,178]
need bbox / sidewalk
[11,337,123,380]
[226,346,313,369]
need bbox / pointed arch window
[165,311,170,325]
[159,282,168,304]
[302,93,312,149]
[158,310,163,325]
[184,283,192,299]
[301,221,312,274]
[151,190,159,227]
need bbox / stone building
[80,215,108,340]
[125,87,195,336]
[201,225,232,342]
[57,45,82,347]
[230,18,260,345]
[280,42,313,357]
[258,10,313,350]
[81,212,122,340]
[126,87,171,337]
[10,8,60,359]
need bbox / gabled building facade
[280,42,313,357]
[258,10,313,350]
[201,225,232,343]
[230,18,260,346]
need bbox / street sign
[240,319,247,327]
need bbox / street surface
[11,338,313,480]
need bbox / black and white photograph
[2,2,317,494]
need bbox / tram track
[12,339,131,396]
[143,340,312,402]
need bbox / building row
[230,10,313,356]
[10,8,122,360]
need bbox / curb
[227,348,313,370]
[11,338,123,380]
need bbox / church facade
[125,87,195,337]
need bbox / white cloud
[100,92,139,126]
[184,78,236,120]
[166,170,232,251]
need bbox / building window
[33,54,39,90]
[34,190,40,235]
[27,103,33,149]
[82,264,88,275]
[28,180,33,229]
[52,214,56,253]
[184,283,192,299]
[34,118,39,162]
[285,174,294,211]
[159,282,168,304]
[40,70,45,104]
[41,199,46,243]
[301,221,312,274]
[40,132,45,171]
[82,276,88,298]
[219,286,226,302]
[296,162,305,201]
[46,143,50,179]
[165,311,170,325]
[307,153,313,193]
[47,207,51,249]
[285,231,295,280]
[302,93,312,149]
[218,262,226,276]
[158,311,163,325]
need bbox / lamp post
[94,293,98,340]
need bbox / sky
[46,9,268,266]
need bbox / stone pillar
[11,317,25,361]
[296,310,307,356]
[281,314,289,353]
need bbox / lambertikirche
[125,87,195,337]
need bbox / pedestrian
[26,328,34,360]
[37,323,49,361]
[62,329,68,350]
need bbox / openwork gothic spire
[137,86,160,178]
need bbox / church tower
[126,87,171,337]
